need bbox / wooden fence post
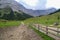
[57,27,59,36]
[38,24,40,30]
[46,26,48,35]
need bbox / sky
[15,0,60,10]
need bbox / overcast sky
[15,0,60,10]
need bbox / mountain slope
[0,0,57,16]
[24,10,60,25]
[0,6,14,20]
[0,7,33,20]
[23,8,56,16]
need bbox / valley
[0,0,60,40]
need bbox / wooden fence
[33,24,60,40]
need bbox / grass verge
[29,24,55,40]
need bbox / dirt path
[0,24,43,40]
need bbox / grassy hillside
[0,7,33,27]
[0,6,60,27]
[24,11,60,26]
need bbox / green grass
[0,21,21,28]
[24,12,60,26]
[29,24,55,40]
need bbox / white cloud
[15,0,60,10]
[15,0,39,7]
[15,0,46,10]
[23,0,38,7]
[46,0,60,9]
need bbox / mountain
[22,8,56,16]
[0,6,33,20]
[54,9,60,13]
[49,9,60,15]
[0,0,57,16]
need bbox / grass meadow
[24,12,60,27]
[0,20,21,28]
